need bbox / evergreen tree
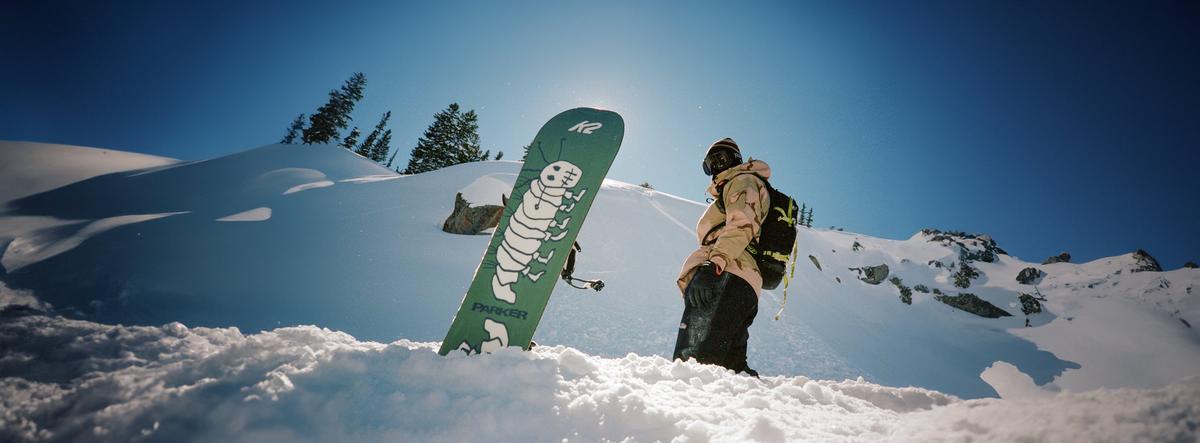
[302,72,367,145]
[357,111,390,159]
[798,203,807,226]
[339,127,361,150]
[403,103,487,174]
[385,148,399,169]
[495,151,504,160]
[371,129,392,162]
[280,114,306,144]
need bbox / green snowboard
[439,108,624,356]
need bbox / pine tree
[495,151,504,160]
[404,103,486,174]
[357,111,390,160]
[798,203,807,226]
[302,72,367,145]
[371,129,392,162]
[453,108,487,164]
[339,127,361,150]
[280,114,306,144]
[385,148,399,169]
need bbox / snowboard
[438,108,624,356]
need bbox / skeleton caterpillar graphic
[490,154,586,304]
[454,141,589,355]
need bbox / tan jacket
[676,159,771,297]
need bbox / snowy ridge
[2,311,1196,443]
[0,141,177,205]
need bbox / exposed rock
[1185,261,1198,269]
[852,241,863,252]
[935,293,1012,318]
[928,260,944,269]
[1042,252,1071,265]
[808,255,822,271]
[890,276,913,305]
[932,288,943,295]
[1015,267,1045,285]
[1018,293,1043,315]
[848,264,889,285]
[953,262,979,288]
[1131,249,1162,273]
[920,228,1007,263]
[442,192,506,235]
[1182,318,1193,329]
[913,284,930,293]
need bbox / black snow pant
[673,271,759,376]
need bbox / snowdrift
[1,140,1198,404]
[2,311,1196,443]
[0,141,177,204]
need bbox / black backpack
[706,173,799,290]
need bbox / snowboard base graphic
[438,108,624,356]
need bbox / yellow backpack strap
[773,235,800,321]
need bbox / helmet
[702,138,743,176]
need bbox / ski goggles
[702,148,742,176]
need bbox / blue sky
[2,0,1197,268]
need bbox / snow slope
[0,141,177,204]
[0,142,1197,412]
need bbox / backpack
[707,173,799,290]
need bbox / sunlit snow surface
[1,141,1199,441]
[1,313,1196,443]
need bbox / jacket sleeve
[708,174,767,266]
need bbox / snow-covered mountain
[2,140,1197,442]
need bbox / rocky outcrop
[1042,252,1071,264]
[953,262,979,288]
[920,229,1006,263]
[935,293,1012,318]
[890,277,913,305]
[1018,293,1043,315]
[849,264,889,285]
[1131,249,1162,273]
[1015,267,1045,285]
[808,255,822,271]
[442,192,506,235]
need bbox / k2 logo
[568,121,603,134]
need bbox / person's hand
[709,255,727,274]
[686,261,730,310]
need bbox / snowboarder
[674,137,771,377]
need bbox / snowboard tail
[438,108,624,356]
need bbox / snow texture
[0,141,177,205]
[2,312,1195,443]
[216,207,272,222]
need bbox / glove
[686,261,730,310]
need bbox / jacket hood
[707,159,771,197]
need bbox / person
[673,137,770,377]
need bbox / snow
[216,207,272,222]
[1,141,1199,440]
[0,141,176,205]
[458,171,517,206]
[2,212,187,271]
[2,312,1195,443]
[283,181,335,195]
